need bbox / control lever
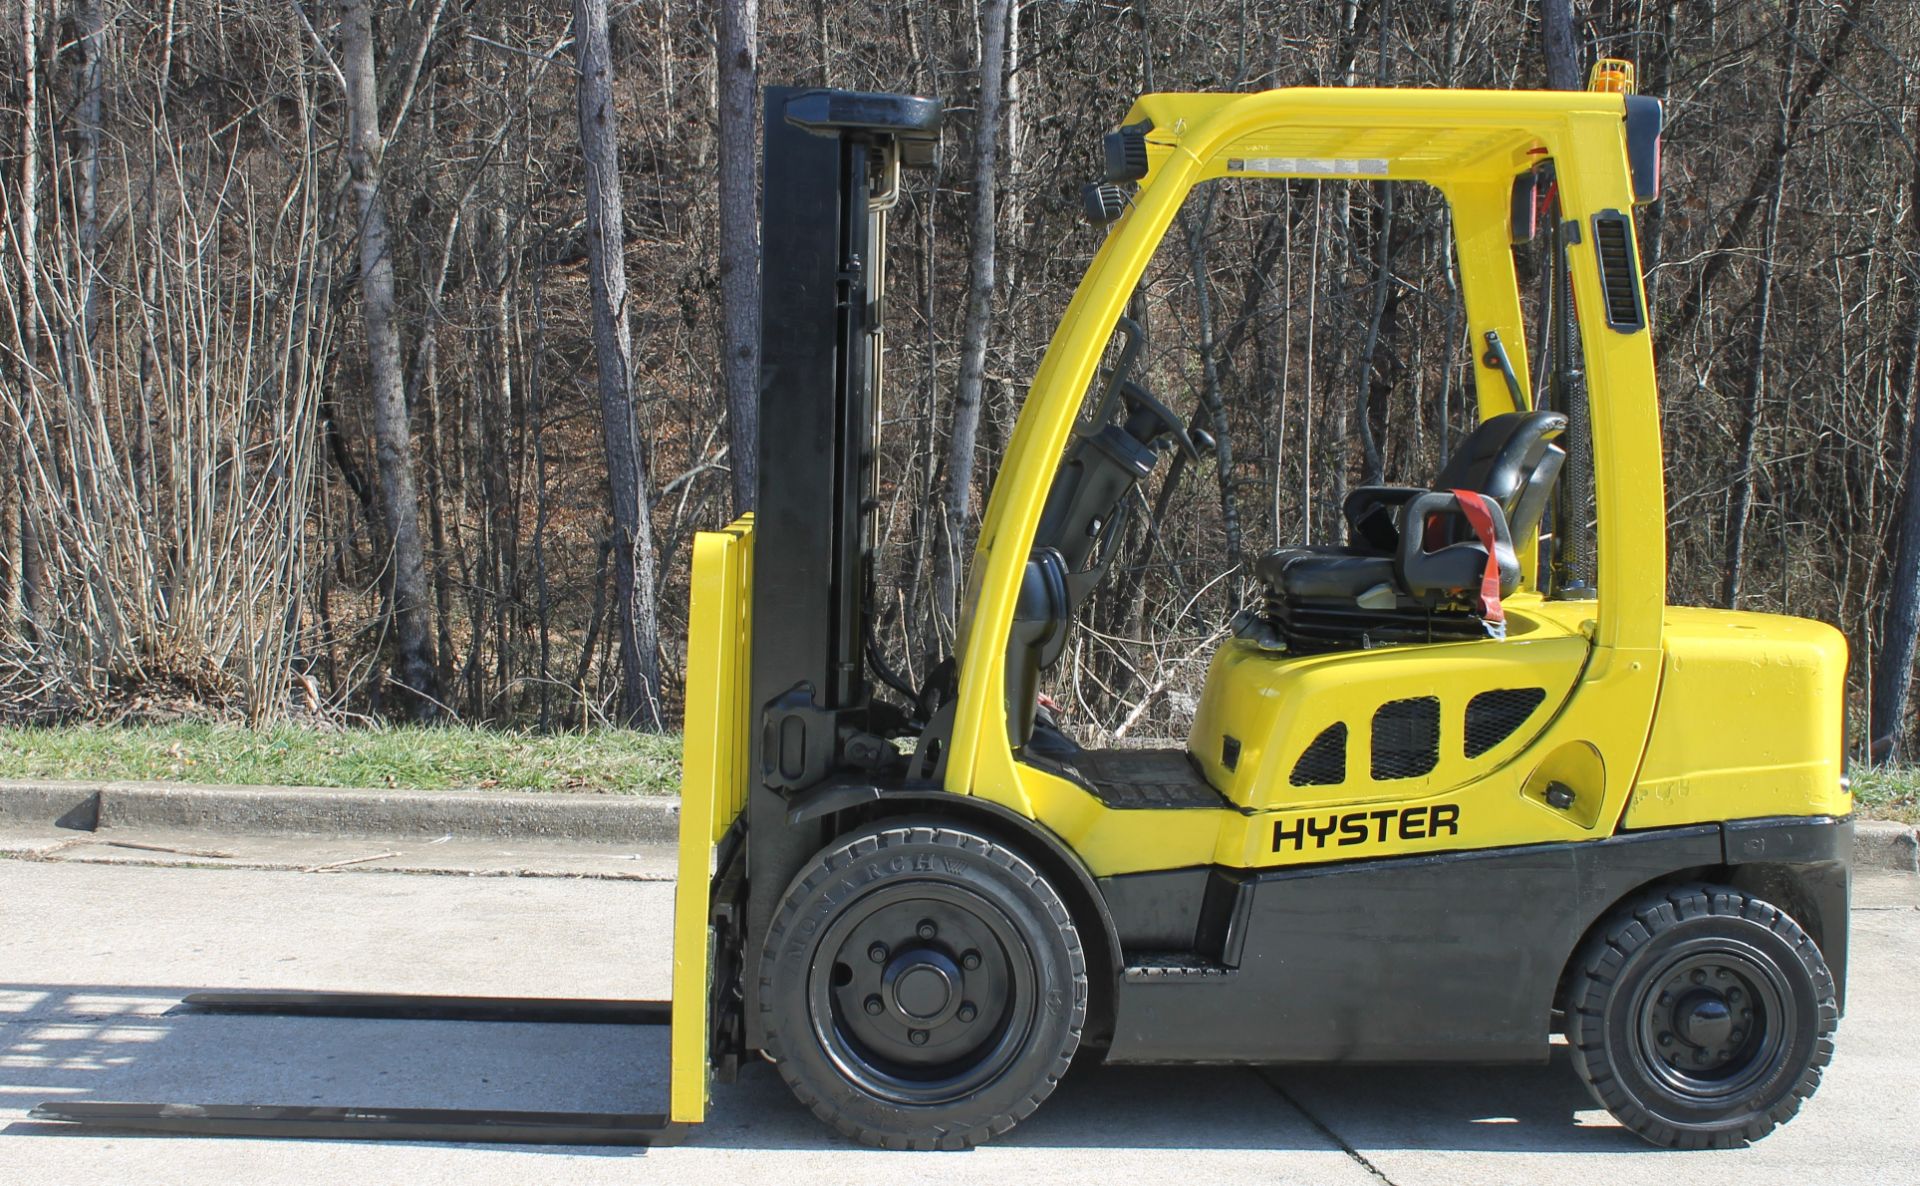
[1118,380,1203,462]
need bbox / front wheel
[1565,884,1837,1149]
[758,820,1088,1149]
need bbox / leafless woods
[1,2,1918,761]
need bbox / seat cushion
[1253,545,1351,588]
[1258,550,1396,602]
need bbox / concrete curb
[1,778,1913,874]
[0,779,679,845]
[1855,819,1920,875]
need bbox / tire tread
[1564,882,1835,1149]
[758,822,1087,1150]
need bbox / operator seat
[1251,410,1567,651]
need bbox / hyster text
[1272,804,1461,852]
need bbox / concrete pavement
[1,854,1914,1185]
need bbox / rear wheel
[758,821,1087,1149]
[1565,884,1836,1148]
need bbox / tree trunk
[1352,0,1397,489]
[1541,0,1580,90]
[934,0,1010,636]
[9,0,45,629]
[339,0,439,718]
[1639,2,1678,311]
[573,0,664,729]
[1869,106,1920,762]
[717,0,760,516]
[65,0,104,376]
[1722,0,1801,610]
[1185,199,1244,576]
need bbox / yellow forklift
[34,76,1849,1152]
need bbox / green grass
[0,722,682,795]
[1850,766,1920,825]
[3,720,1914,820]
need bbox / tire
[1564,883,1837,1149]
[758,820,1088,1149]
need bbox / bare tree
[1541,0,1580,90]
[935,0,1010,634]
[64,0,105,383]
[718,0,760,515]
[574,0,664,728]
[338,0,439,718]
[7,0,45,627]
[1870,110,1920,762]
[1721,0,1801,610]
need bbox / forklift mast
[744,89,941,1001]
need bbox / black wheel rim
[1629,937,1793,1104]
[806,880,1038,1107]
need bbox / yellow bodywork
[671,515,754,1123]
[919,88,1842,878]
[1628,608,1851,827]
[661,85,1849,1127]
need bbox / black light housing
[1083,182,1128,225]
[1101,120,1153,183]
[1624,96,1662,204]
[1510,172,1539,244]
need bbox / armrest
[1395,491,1519,599]
[1342,485,1426,550]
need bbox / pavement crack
[1258,1068,1399,1186]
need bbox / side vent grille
[1290,723,1347,786]
[1372,697,1440,780]
[1464,687,1548,757]
[1592,212,1645,332]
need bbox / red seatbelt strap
[1448,489,1505,624]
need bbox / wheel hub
[884,949,961,1023]
[1675,992,1733,1050]
[808,884,1036,1106]
[1636,945,1790,1100]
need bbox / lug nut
[868,943,888,964]
[1695,1050,1710,1064]
[864,995,884,1015]
[1692,970,1708,985]
[909,1029,929,1046]
[962,950,982,970]
[1727,988,1742,1003]
[917,920,938,941]
[958,1003,978,1022]
[1658,1031,1673,1047]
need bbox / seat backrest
[1432,410,1567,523]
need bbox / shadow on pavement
[2,982,1641,1156]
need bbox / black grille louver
[1371,697,1440,780]
[1291,722,1347,786]
[1464,687,1548,757]
[1592,212,1645,332]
